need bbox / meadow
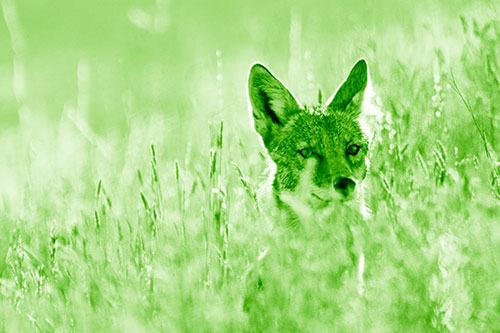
[0,0,500,331]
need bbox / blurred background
[0,0,479,139]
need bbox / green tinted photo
[0,0,499,331]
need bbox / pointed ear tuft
[327,59,369,112]
[248,63,300,149]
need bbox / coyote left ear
[327,59,368,113]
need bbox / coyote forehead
[269,107,369,191]
[248,59,373,220]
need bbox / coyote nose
[334,177,356,197]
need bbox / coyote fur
[248,59,376,223]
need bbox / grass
[1,0,500,331]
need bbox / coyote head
[248,59,372,218]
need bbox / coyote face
[248,59,372,220]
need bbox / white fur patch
[275,158,371,222]
[279,159,360,221]
[279,159,318,220]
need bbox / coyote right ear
[326,59,368,114]
[248,63,300,149]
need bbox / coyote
[248,59,375,223]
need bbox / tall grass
[0,1,499,331]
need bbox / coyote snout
[248,58,374,221]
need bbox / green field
[1,0,500,331]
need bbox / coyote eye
[346,144,360,156]
[298,148,313,158]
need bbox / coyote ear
[248,63,300,149]
[326,59,368,113]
